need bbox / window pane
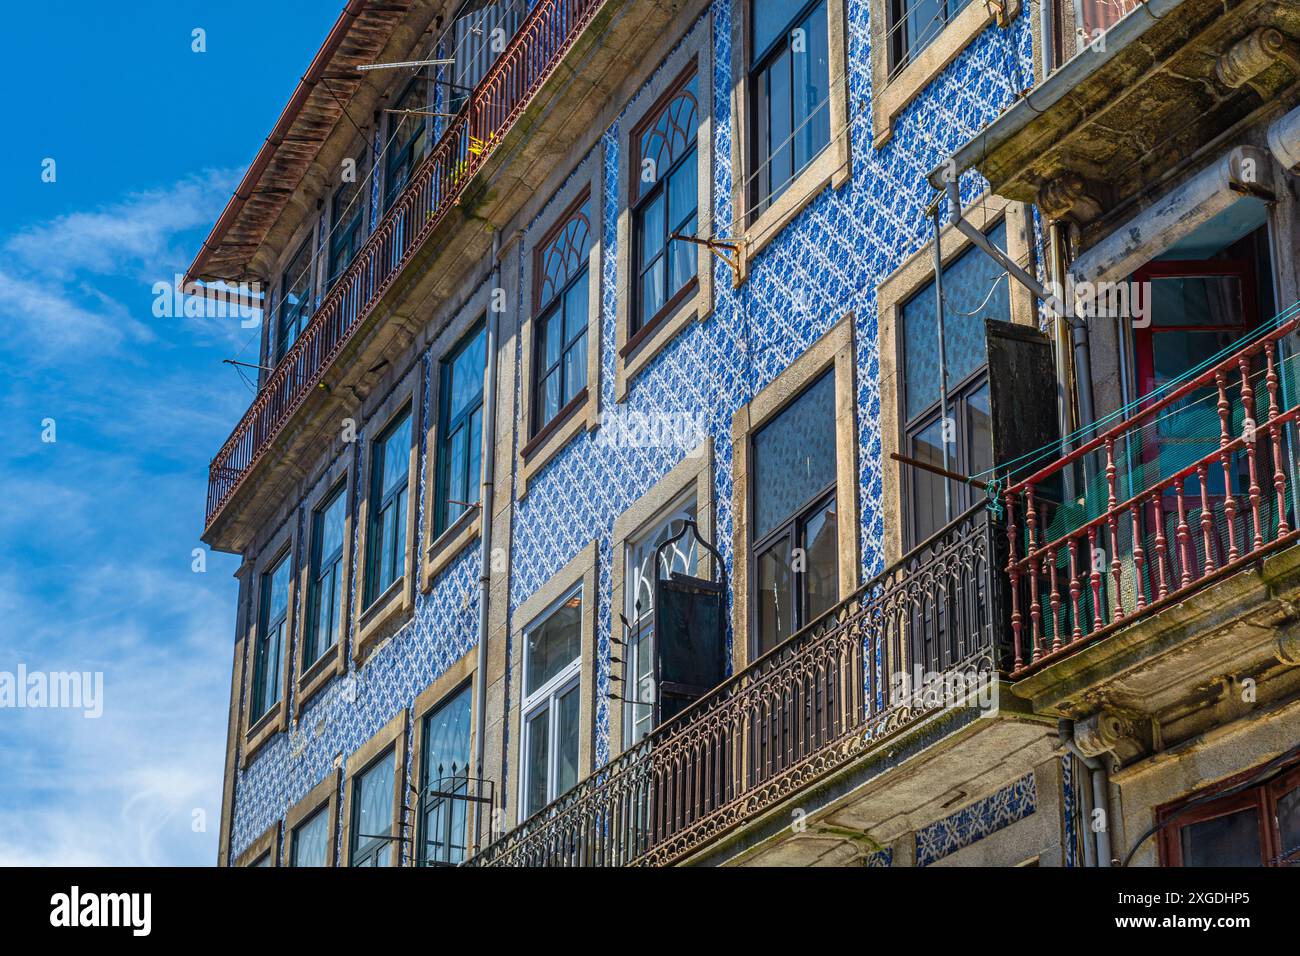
[639,193,666,270]
[266,554,291,623]
[1276,784,1300,863]
[756,536,793,656]
[906,0,948,63]
[791,1,830,172]
[640,259,666,327]
[379,413,412,497]
[423,685,473,784]
[1180,807,1262,866]
[319,490,346,562]
[525,708,549,817]
[563,272,589,347]
[540,307,563,372]
[447,423,468,519]
[910,416,946,544]
[765,48,793,204]
[802,495,838,623]
[967,381,993,480]
[1149,275,1244,328]
[753,371,837,539]
[526,593,582,695]
[354,752,395,865]
[902,220,1008,420]
[556,684,581,797]
[291,807,330,867]
[752,0,801,58]
[563,333,587,407]
[448,326,487,422]
[539,369,561,427]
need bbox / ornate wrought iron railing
[472,504,1008,867]
[1004,314,1300,676]
[204,0,610,530]
[415,773,495,867]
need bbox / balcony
[939,0,1300,229]
[203,0,651,546]
[1006,311,1300,741]
[472,506,1060,867]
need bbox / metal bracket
[671,232,743,285]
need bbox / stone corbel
[1037,172,1104,224]
[1276,618,1300,666]
[1216,27,1300,93]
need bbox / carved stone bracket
[1037,172,1104,224]
[1215,27,1300,92]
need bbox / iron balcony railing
[416,772,495,866]
[204,0,610,530]
[1004,312,1300,676]
[472,504,1008,867]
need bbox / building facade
[194,0,1300,868]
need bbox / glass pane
[669,214,697,298]
[423,684,473,784]
[910,417,946,544]
[1277,784,1300,862]
[319,489,346,562]
[448,326,487,422]
[291,807,331,867]
[1180,807,1262,866]
[539,369,561,428]
[802,496,838,623]
[902,221,1008,420]
[465,408,482,509]
[967,381,993,480]
[756,536,793,656]
[906,0,947,62]
[354,752,395,866]
[525,593,582,695]
[640,258,665,327]
[564,272,589,347]
[447,423,468,522]
[753,371,837,539]
[540,307,562,374]
[563,333,587,406]
[556,684,581,798]
[525,708,549,817]
[639,193,665,269]
[752,0,799,59]
[266,554,291,623]
[379,413,412,496]
[791,1,829,173]
[765,48,792,204]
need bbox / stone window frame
[729,314,860,674]
[340,709,409,867]
[234,820,280,867]
[607,438,715,758]
[506,542,598,828]
[516,152,605,500]
[868,0,1022,149]
[351,363,424,664]
[728,0,852,274]
[876,194,1036,565]
[408,649,479,866]
[613,23,716,400]
[241,521,298,766]
[420,281,496,591]
[294,452,355,713]
[282,769,341,867]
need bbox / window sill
[242,700,286,767]
[616,278,707,400]
[516,387,594,500]
[422,506,482,591]
[296,642,345,713]
[871,0,1020,148]
[354,575,412,665]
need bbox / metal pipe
[931,202,953,522]
[473,228,503,849]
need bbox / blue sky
[0,2,340,865]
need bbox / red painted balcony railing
[204,0,608,530]
[1005,312,1300,676]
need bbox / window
[349,749,396,866]
[631,71,700,336]
[418,683,473,865]
[749,0,831,221]
[289,806,332,867]
[365,411,412,605]
[305,485,347,669]
[327,165,365,289]
[899,219,1006,546]
[532,199,592,435]
[275,238,314,362]
[751,370,839,657]
[1160,760,1300,866]
[623,500,698,747]
[251,551,291,722]
[520,590,583,818]
[436,323,487,536]
[887,0,974,76]
[384,79,430,212]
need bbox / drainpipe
[1058,718,1113,867]
[473,229,503,845]
[941,178,1096,434]
[931,201,953,522]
